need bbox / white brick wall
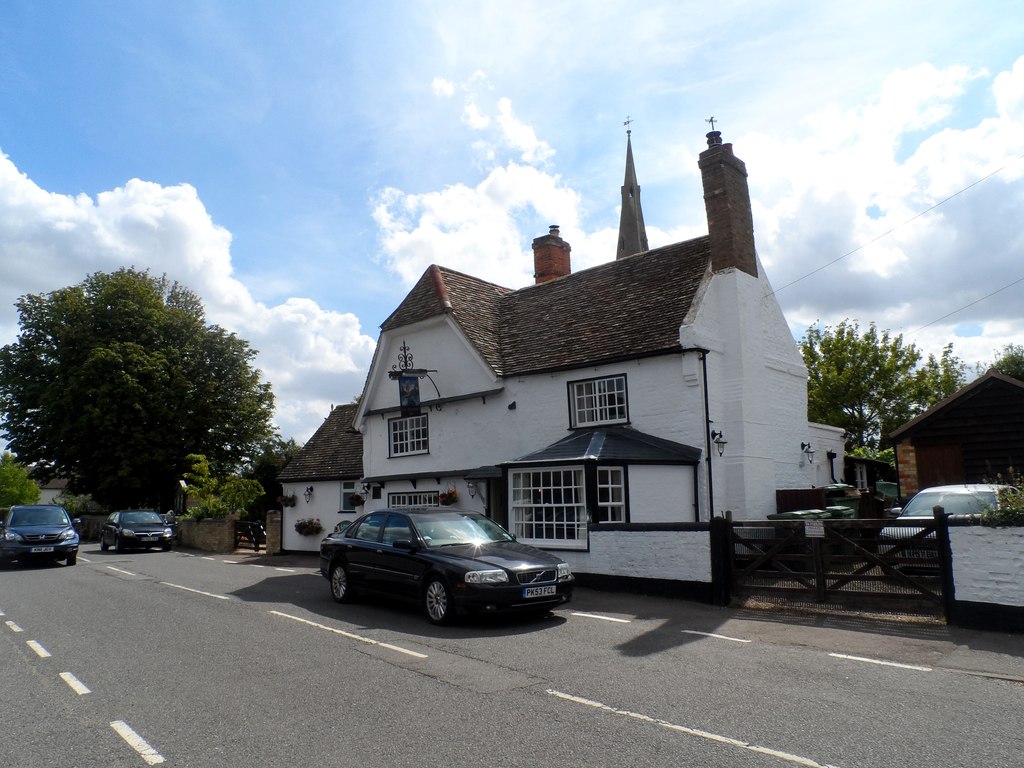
[560,529,712,582]
[950,527,1024,607]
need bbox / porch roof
[503,426,701,466]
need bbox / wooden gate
[727,517,949,615]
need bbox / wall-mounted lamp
[466,480,477,498]
[711,430,727,457]
[801,442,815,463]
[303,486,314,503]
[360,482,371,495]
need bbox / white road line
[269,610,428,659]
[222,560,239,564]
[6,620,23,632]
[78,556,92,563]
[571,611,632,623]
[547,689,841,768]
[682,629,752,643]
[106,566,136,576]
[202,556,217,561]
[274,567,296,572]
[829,653,932,672]
[248,564,266,568]
[27,640,51,658]
[161,582,230,600]
[110,721,165,765]
[0,609,5,616]
[60,671,91,695]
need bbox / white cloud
[0,151,376,443]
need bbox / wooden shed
[890,370,1024,496]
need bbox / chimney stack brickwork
[698,132,758,278]
[533,224,572,284]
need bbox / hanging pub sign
[399,375,421,417]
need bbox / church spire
[616,124,649,260]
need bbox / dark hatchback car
[0,504,80,566]
[320,508,574,624]
[100,509,174,552]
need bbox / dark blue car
[0,504,80,566]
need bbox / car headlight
[464,569,509,584]
[557,563,572,581]
[59,529,79,542]
[122,528,137,537]
[163,527,173,536]
[2,530,25,542]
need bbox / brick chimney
[698,131,757,277]
[532,225,572,284]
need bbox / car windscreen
[900,490,997,518]
[122,512,164,525]
[9,507,71,526]
[415,514,514,547]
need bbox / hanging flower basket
[438,488,458,506]
[348,493,365,507]
[294,517,324,536]
[277,494,297,508]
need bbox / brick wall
[896,440,918,496]
[179,516,237,553]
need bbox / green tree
[242,436,302,519]
[182,453,263,519]
[986,343,1024,382]
[0,452,39,506]
[0,268,275,510]
[801,320,965,451]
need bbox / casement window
[569,374,628,427]
[510,467,587,549]
[340,481,357,512]
[595,467,626,523]
[388,491,440,507]
[389,413,429,457]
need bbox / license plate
[140,535,156,540]
[30,546,55,553]
[523,585,556,598]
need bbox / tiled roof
[277,403,363,481]
[383,236,711,376]
[504,426,702,465]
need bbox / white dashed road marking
[547,689,841,768]
[682,629,752,643]
[106,566,136,576]
[60,671,91,695]
[110,721,165,765]
[269,610,428,659]
[571,611,632,623]
[6,620,23,632]
[27,640,51,658]
[161,582,230,600]
[829,653,932,672]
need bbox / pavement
[222,546,1024,683]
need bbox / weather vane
[705,116,717,131]
[623,115,633,135]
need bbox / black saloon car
[100,510,174,552]
[0,504,80,566]
[319,508,574,624]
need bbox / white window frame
[510,466,587,550]
[389,413,429,457]
[569,374,628,427]
[595,467,626,523]
[388,491,440,508]
[340,480,357,512]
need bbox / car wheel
[330,562,354,603]
[100,535,109,552]
[115,535,125,553]
[162,542,172,552]
[423,576,454,625]
[65,553,77,566]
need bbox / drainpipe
[683,347,713,521]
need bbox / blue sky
[1,1,1022,445]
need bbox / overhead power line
[770,151,1024,298]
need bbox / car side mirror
[392,539,417,550]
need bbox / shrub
[983,481,1024,527]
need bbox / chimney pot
[706,130,723,147]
